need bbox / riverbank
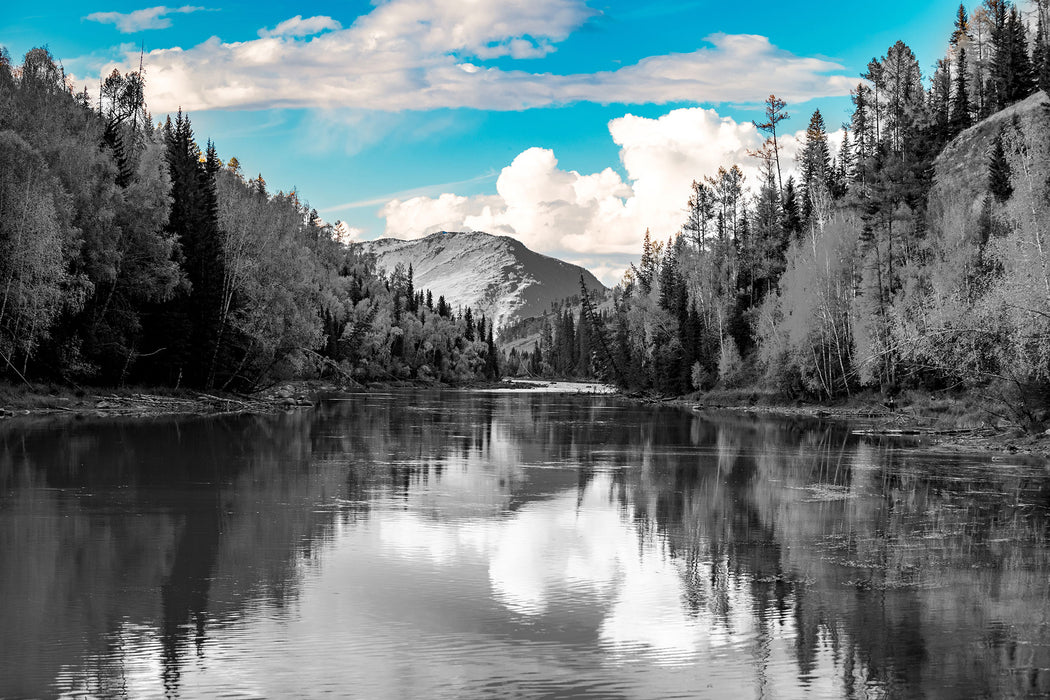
[0,383,315,420]
[3,380,1045,462]
[0,377,608,420]
[649,387,1050,462]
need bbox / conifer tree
[683,180,715,250]
[463,307,475,341]
[951,46,972,134]
[152,110,227,388]
[949,4,972,135]
[931,59,953,143]
[988,126,1013,202]
[752,94,789,193]
[1036,2,1050,93]
[1006,6,1036,101]
[799,110,833,222]
[850,84,876,180]
[781,177,803,241]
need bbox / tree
[752,94,789,194]
[798,110,833,222]
[988,126,1013,202]
[880,41,924,154]
[851,83,877,177]
[949,7,972,134]
[149,110,228,388]
[0,131,72,377]
[683,180,715,250]
[782,177,803,241]
[1036,0,1050,93]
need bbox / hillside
[932,91,1049,205]
[356,231,607,334]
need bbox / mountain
[355,231,606,333]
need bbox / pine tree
[931,59,953,143]
[682,180,715,250]
[799,109,832,222]
[149,110,228,388]
[631,229,662,293]
[485,325,499,379]
[988,0,1010,109]
[988,126,1013,202]
[951,46,972,134]
[949,6,972,135]
[881,41,924,154]
[1006,6,1036,101]
[752,94,789,194]
[463,307,475,341]
[850,84,876,180]
[781,177,803,241]
[1036,3,1050,94]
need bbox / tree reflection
[1,395,1048,698]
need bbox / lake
[1,391,1049,699]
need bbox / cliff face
[931,91,1049,208]
[356,231,606,334]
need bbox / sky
[2,0,967,284]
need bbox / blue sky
[2,0,965,282]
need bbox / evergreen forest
[511,0,1050,431]
[2,0,1050,431]
[0,47,500,391]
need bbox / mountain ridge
[355,231,606,334]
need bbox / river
[1,391,1048,698]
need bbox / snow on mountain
[355,231,607,333]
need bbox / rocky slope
[355,231,606,334]
[932,91,1049,204]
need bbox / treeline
[564,0,1050,428]
[501,301,604,379]
[0,47,498,390]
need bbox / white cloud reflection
[377,472,768,662]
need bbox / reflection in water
[1,394,1049,698]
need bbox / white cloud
[85,5,206,33]
[381,192,504,238]
[378,106,844,280]
[258,15,342,39]
[102,0,852,113]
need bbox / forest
[514,0,1050,431]
[2,0,1050,430]
[0,46,500,391]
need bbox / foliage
[0,46,499,390]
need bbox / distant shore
[0,377,615,422]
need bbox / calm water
[1,392,1049,699]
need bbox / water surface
[1,391,1048,698]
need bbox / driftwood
[852,427,990,437]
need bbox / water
[1,391,1049,699]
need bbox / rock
[276,388,293,399]
[95,401,112,409]
[280,397,297,406]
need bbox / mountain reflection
[1,393,1048,698]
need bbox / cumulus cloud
[85,5,206,33]
[102,0,852,113]
[258,15,342,39]
[379,106,843,283]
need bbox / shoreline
[0,377,614,421]
[2,380,1046,462]
[646,393,1050,463]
